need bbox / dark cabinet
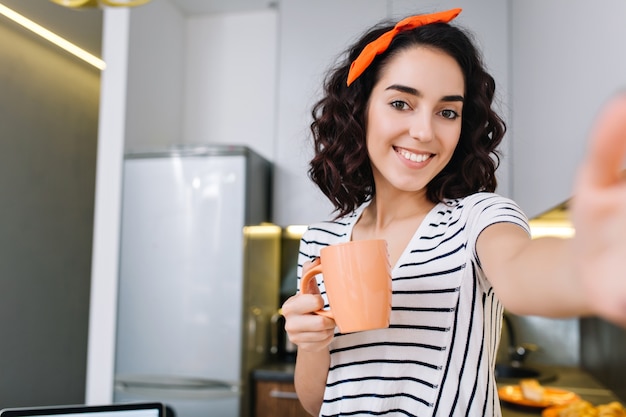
[255,380,310,417]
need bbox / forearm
[294,349,330,416]
[479,221,594,318]
[493,236,590,317]
[488,238,578,316]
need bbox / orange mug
[301,239,392,333]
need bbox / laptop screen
[0,403,165,417]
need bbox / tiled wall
[498,313,580,367]
[580,318,626,402]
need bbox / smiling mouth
[396,147,433,163]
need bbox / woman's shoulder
[445,192,521,211]
[303,214,358,243]
[445,192,529,233]
[442,192,527,225]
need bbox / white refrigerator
[113,145,280,417]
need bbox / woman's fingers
[280,258,335,351]
[283,307,336,351]
[281,292,336,351]
[578,93,626,188]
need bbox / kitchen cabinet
[255,380,309,417]
[252,362,308,417]
[272,0,386,226]
[509,1,626,218]
[252,363,623,417]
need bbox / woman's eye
[390,100,410,110]
[440,109,459,120]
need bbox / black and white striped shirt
[296,192,530,417]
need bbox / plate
[498,385,580,409]
[542,405,568,417]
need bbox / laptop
[0,403,166,417]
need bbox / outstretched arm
[478,93,626,327]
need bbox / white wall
[125,0,186,151]
[86,7,130,406]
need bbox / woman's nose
[408,112,434,142]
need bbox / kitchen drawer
[255,380,310,417]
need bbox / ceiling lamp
[0,2,105,69]
[50,0,151,7]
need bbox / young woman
[281,8,626,417]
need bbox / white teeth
[399,149,430,163]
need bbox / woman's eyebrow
[385,84,464,102]
[442,94,464,103]
[386,84,420,95]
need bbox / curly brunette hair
[309,19,505,218]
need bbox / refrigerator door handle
[248,306,267,354]
[115,375,240,399]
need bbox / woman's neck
[364,188,435,231]
[353,191,436,267]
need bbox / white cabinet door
[510,0,626,218]
[272,0,387,226]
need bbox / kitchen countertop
[253,361,622,416]
[498,365,621,417]
[252,360,296,383]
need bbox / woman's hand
[281,261,336,352]
[283,261,335,416]
[570,93,626,327]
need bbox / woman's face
[365,45,465,196]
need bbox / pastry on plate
[520,378,546,402]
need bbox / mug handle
[300,258,334,319]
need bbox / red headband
[346,8,462,86]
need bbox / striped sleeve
[463,193,530,265]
